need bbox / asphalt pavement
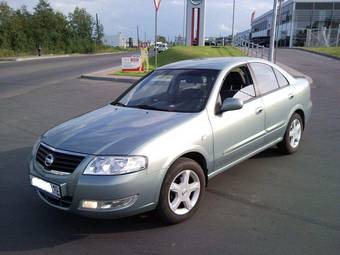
[0,50,339,255]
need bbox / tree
[0,2,14,50]
[157,35,167,43]
[69,7,94,53]
[0,0,105,55]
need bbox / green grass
[150,46,245,67]
[112,46,245,77]
[304,47,340,58]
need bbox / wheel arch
[288,105,306,129]
[162,150,211,187]
[294,109,305,129]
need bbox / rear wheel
[157,158,205,224]
[278,113,303,154]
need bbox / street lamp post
[274,0,283,63]
[268,0,278,62]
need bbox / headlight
[83,156,147,175]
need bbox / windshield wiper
[112,102,126,107]
[131,104,171,112]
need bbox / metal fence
[305,26,340,47]
[234,38,268,59]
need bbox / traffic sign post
[154,0,161,69]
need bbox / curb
[292,47,340,61]
[81,74,140,83]
[81,66,141,83]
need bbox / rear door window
[250,63,279,94]
[273,68,289,87]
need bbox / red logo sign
[154,0,161,11]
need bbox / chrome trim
[39,142,88,157]
[36,161,71,176]
[35,142,87,176]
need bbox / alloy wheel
[289,118,302,148]
[168,169,201,215]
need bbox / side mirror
[220,98,243,113]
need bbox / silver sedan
[29,57,312,224]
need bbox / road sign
[122,56,144,72]
[154,0,161,11]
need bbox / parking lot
[0,50,339,255]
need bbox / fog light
[81,200,98,209]
[80,195,138,210]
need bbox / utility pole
[136,25,140,47]
[95,13,99,52]
[231,0,236,45]
[268,0,278,62]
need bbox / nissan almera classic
[29,57,312,224]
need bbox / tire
[156,157,206,224]
[278,113,304,154]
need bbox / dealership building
[250,0,340,47]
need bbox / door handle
[255,107,263,114]
[288,93,294,99]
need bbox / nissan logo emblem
[44,154,54,167]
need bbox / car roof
[158,57,271,71]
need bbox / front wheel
[278,113,303,154]
[157,158,205,224]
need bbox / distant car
[158,44,168,52]
[29,57,312,224]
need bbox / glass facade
[292,2,340,46]
[250,1,340,47]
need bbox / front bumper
[29,156,163,219]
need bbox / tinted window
[117,69,219,113]
[219,66,256,103]
[273,68,289,87]
[250,63,279,94]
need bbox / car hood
[42,105,194,155]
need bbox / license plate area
[31,176,61,198]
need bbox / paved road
[0,50,339,255]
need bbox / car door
[209,65,266,172]
[249,62,293,145]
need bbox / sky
[8,0,274,40]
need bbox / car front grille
[36,143,85,174]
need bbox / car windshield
[116,69,219,113]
